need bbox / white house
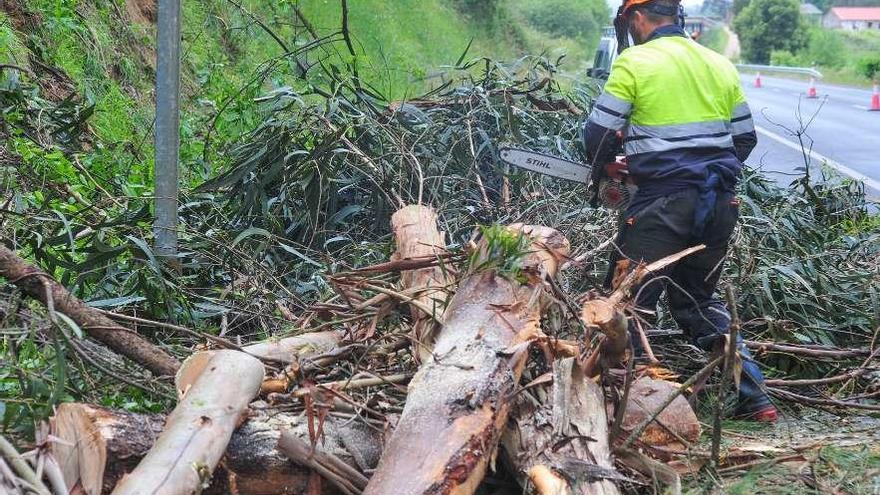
[800,3,823,23]
[823,7,880,30]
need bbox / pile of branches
[2,11,879,493]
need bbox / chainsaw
[498,147,637,210]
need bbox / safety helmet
[620,0,681,16]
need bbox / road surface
[739,73,880,199]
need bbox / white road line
[852,104,869,110]
[754,125,880,192]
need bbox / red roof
[829,7,880,21]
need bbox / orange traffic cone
[754,72,762,88]
[806,77,818,98]
[870,83,880,111]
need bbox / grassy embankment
[770,27,880,87]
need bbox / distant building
[800,2,823,23]
[823,7,880,30]
[683,16,717,37]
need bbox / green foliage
[769,49,800,66]
[698,26,730,55]
[856,53,880,80]
[467,225,531,282]
[732,0,751,15]
[521,0,606,41]
[0,13,29,71]
[450,0,502,19]
[801,27,846,68]
[733,0,808,63]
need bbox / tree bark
[363,224,570,495]
[390,205,452,362]
[0,244,180,377]
[501,358,621,495]
[111,350,264,494]
[49,403,382,495]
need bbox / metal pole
[154,0,181,259]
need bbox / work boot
[732,402,779,422]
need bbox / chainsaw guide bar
[499,147,591,184]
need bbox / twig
[764,369,869,387]
[96,309,246,352]
[768,387,880,411]
[360,283,443,324]
[0,435,51,495]
[744,341,869,359]
[278,430,367,495]
[712,285,740,467]
[716,454,806,475]
[290,373,411,399]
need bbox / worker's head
[622,0,680,44]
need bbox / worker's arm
[581,58,634,203]
[581,59,634,165]
[730,84,757,162]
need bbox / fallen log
[0,243,180,377]
[390,204,452,362]
[243,331,341,364]
[501,358,622,495]
[364,224,570,495]
[49,403,382,494]
[111,350,264,494]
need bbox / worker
[581,0,777,421]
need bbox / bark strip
[502,358,622,495]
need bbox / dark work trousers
[606,187,771,414]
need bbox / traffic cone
[806,77,818,98]
[754,72,762,88]
[870,82,880,111]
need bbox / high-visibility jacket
[582,25,756,213]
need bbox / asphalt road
[739,73,880,199]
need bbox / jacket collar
[646,24,688,42]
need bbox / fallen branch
[767,387,880,411]
[744,341,870,359]
[0,434,51,495]
[0,244,180,377]
[764,369,869,387]
[111,350,264,494]
[278,430,368,495]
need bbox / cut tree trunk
[390,205,452,362]
[0,244,180,377]
[49,403,382,495]
[111,350,265,494]
[501,358,621,495]
[364,224,570,495]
